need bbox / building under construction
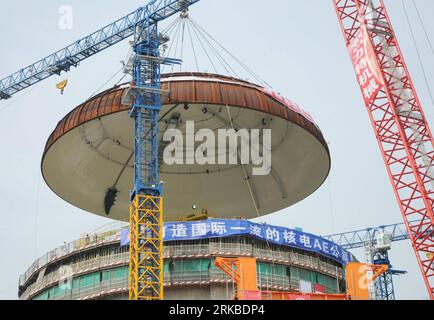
[19,220,351,300]
[2,0,433,300]
[23,69,345,300]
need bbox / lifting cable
[171,19,184,73]
[187,17,219,73]
[86,44,135,101]
[224,104,278,292]
[401,0,434,109]
[225,104,260,218]
[189,17,272,89]
[163,16,182,36]
[163,18,183,73]
[179,18,187,73]
[189,19,238,77]
[160,11,279,290]
[160,13,273,90]
[411,0,434,57]
[86,68,124,101]
[186,21,200,72]
[164,19,181,67]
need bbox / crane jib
[0,0,200,100]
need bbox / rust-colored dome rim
[43,72,329,156]
[41,72,331,220]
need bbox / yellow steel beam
[129,195,164,300]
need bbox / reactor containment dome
[42,72,330,221]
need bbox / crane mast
[127,20,167,301]
[124,0,198,301]
[326,222,412,300]
[0,0,200,300]
[333,0,434,299]
[1,0,433,300]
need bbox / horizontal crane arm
[323,222,412,250]
[0,0,199,100]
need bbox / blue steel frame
[324,222,413,300]
[131,22,163,198]
[130,16,181,198]
[128,1,187,300]
[373,251,406,300]
[0,0,200,300]
[323,222,411,250]
[0,0,199,100]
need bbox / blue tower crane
[0,0,201,300]
[324,222,414,300]
[324,222,410,250]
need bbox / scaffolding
[20,235,347,300]
[129,195,164,300]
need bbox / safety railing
[258,274,292,291]
[165,270,230,285]
[21,234,345,298]
[25,270,230,300]
[19,231,123,287]
[27,270,314,301]
[23,257,343,300]
[20,251,129,300]
[45,278,128,301]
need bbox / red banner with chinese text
[348,26,384,105]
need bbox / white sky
[1,0,434,300]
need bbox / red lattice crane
[333,0,434,299]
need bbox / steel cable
[190,17,273,89]
[402,0,434,108]
[188,17,219,73]
[188,19,238,77]
[186,21,200,72]
[411,0,434,57]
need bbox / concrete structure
[19,223,348,300]
[27,72,342,301]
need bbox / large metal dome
[42,72,331,222]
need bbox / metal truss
[326,222,408,300]
[0,0,198,302]
[0,0,199,100]
[127,12,181,300]
[333,0,434,299]
[324,221,410,250]
[373,251,402,300]
[129,195,164,300]
[128,18,164,301]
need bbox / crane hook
[56,79,68,95]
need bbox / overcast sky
[1,0,434,300]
